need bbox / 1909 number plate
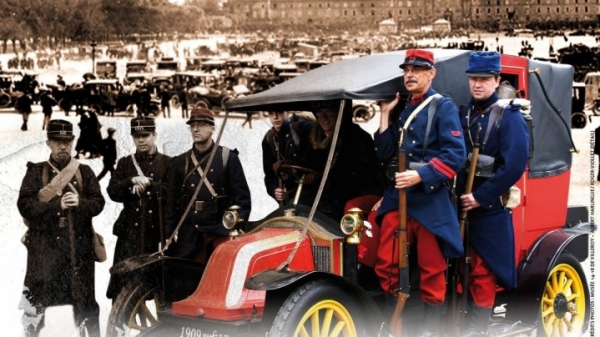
[179,327,230,337]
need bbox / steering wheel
[276,163,322,182]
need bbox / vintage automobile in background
[83,79,159,116]
[106,50,590,337]
[96,60,118,79]
[168,71,249,111]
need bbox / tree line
[0,0,221,51]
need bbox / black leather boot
[420,302,444,337]
[463,305,493,336]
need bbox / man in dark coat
[96,127,118,181]
[456,51,529,335]
[165,108,251,263]
[105,116,171,299]
[17,119,105,337]
[301,101,384,220]
[261,111,313,205]
[40,89,57,131]
[375,49,466,334]
[15,93,33,131]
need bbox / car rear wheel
[148,104,160,116]
[0,92,11,108]
[195,98,210,110]
[539,253,589,337]
[170,95,180,109]
[91,103,104,116]
[106,281,161,337]
[269,279,362,337]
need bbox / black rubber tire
[571,112,587,129]
[148,104,160,116]
[106,281,161,337]
[539,253,590,337]
[194,98,210,110]
[170,95,180,109]
[269,279,363,337]
[91,103,104,116]
[0,92,11,108]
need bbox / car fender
[506,223,591,325]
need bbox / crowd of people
[17,49,530,337]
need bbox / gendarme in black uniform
[17,120,105,337]
[165,108,251,262]
[106,116,171,299]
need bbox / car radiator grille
[312,246,330,271]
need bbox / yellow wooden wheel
[540,254,589,337]
[293,299,358,337]
[270,280,366,337]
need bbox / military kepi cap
[399,49,435,69]
[130,116,156,135]
[187,108,215,125]
[47,119,75,140]
[466,51,501,77]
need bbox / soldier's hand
[272,160,284,173]
[274,187,287,201]
[460,193,480,211]
[371,197,383,211]
[380,92,400,115]
[132,176,151,188]
[395,171,422,189]
[61,192,79,209]
[131,184,145,196]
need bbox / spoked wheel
[170,95,181,109]
[106,281,161,337]
[0,92,11,108]
[540,254,590,337]
[269,279,362,337]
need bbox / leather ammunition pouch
[467,153,496,178]
[194,195,228,213]
[408,161,427,170]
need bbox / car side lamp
[340,207,364,244]
[223,205,243,238]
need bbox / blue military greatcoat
[457,92,529,289]
[375,87,466,257]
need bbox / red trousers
[461,246,497,308]
[344,195,382,267]
[376,211,447,305]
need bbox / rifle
[157,181,165,251]
[66,210,85,307]
[390,129,410,336]
[456,124,482,325]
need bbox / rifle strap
[191,152,218,198]
[422,94,443,159]
[399,95,436,149]
[39,159,81,202]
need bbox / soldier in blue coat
[457,51,529,335]
[375,49,466,335]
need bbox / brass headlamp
[340,207,364,244]
[222,205,243,237]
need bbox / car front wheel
[269,279,363,337]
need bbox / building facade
[227,0,600,29]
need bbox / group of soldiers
[17,49,529,337]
